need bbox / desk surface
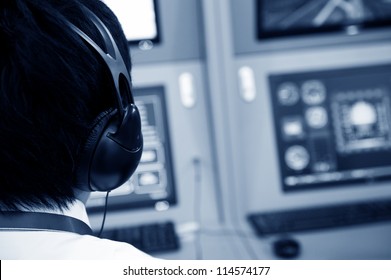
[155,222,391,260]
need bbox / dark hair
[0,0,131,210]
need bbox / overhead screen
[103,0,159,44]
[257,0,391,39]
[87,86,176,211]
[269,64,391,191]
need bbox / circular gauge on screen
[305,106,328,129]
[285,145,310,171]
[258,0,391,38]
[301,80,326,105]
[277,82,300,106]
[349,101,377,127]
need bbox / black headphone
[67,7,143,192]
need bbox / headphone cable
[97,191,110,238]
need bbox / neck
[73,188,91,205]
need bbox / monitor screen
[87,86,176,211]
[103,0,160,45]
[257,0,391,39]
[269,64,391,191]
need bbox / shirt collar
[17,200,91,227]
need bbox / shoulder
[65,234,157,260]
[0,231,157,260]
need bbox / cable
[191,157,260,259]
[192,157,204,260]
[230,213,259,259]
[97,191,110,238]
[225,175,260,259]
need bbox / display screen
[257,0,391,39]
[269,64,391,191]
[103,0,159,44]
[87,86,176,211]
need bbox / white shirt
[0,200,155,260]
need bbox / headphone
[67,7,143,192]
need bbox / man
[0,0,152,259]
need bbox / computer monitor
[269,63,391,191]
[257,0,391,39]
[87,86,176,211]
[103,0,160,45]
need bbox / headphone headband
[67,7,132,117]
[66,6,143,192]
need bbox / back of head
[0,0,131,211]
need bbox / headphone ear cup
[89,105,143,192]
[75,109,117,192]
[75,105,143,192]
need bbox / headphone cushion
[75,109,116,191]
[89,105,143,192]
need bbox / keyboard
[99,221,179,253]
[248,199,391,236]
